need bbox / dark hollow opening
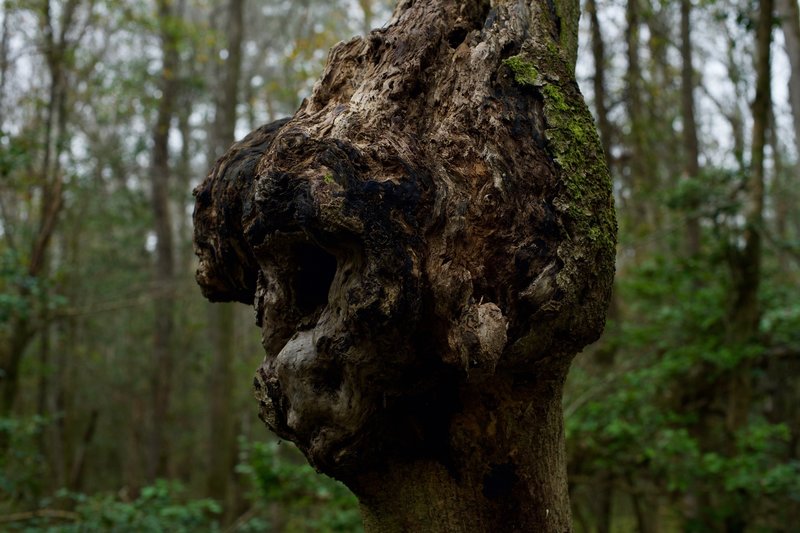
[293,243,337,316]
[482,461,519,500]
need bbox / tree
[194,0,615,530]
[681,0,701,258]
[778,0,800,157]
[0,0,81,422]
[205,0,245,513]
[148,0,182,481]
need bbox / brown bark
[624,0,651,238]
[587,0,611,168]
[148,0,181,482]
[206,0,245,511]
[728,0,772,342]
[723,0,772,453]
[777,0,800,157]
[0,0,9,125]
[194,0,615,530]
[681,0,701,257]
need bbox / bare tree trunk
[358,0,374,36]
[205,0,245,513]
[681,0,701,257]
[147,0,181,482]
[0,0,9,125]
[194,0,615,530]
[587,0,611,168]
[728,0,772,342]
[624,0,652,240]
[723,0,773,467]
[0,0,73,422]
[777,0,800,157]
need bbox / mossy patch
[507,48,616,305]
[502,56,540,87]
[541,80,615,252]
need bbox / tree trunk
[0,0,72,422]
[777,0,800,158]
[356,375,571,531]
[680,0,701,257]
[587,0,611,169]
[728,0,772,342]
[723,0,772,454]
[358,0,374,36]
[625,0,650,237]
[193,1,615,530]
[148,0,181,482]
[206,0,245,512]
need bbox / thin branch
[0,509,79,523]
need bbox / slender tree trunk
[148,0,181,482]
[777,0,800,157]
[587,0,611,168]
[586,6,618,525]
[728,0,772,342]
[205,0,245,512]
[723,0,772,461]
[0,0,72,422]
[358,0,374,36]
[625,0,652,240]
[0,0,9,126]
[681,0,701,257]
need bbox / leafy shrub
[236,438,363,532]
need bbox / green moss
[502,56,540,87]
[553,0,580,70]
[324,173,334,184]
[541,84,569,112]
[531,53,617,291]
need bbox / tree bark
[194,0,615,530]
[625,0,649,234]
[728,0,772,342]
[723,0,772,453]
[587,0,611,169]
[205,0,246,511]
[777,0,800,158]
[681,0,701,257]
[148,0,181,482]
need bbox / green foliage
[0,251,35,325]
[0,416,48,506]
[567,241,800,528]
[237,438,363,532]
[2,481,221,532]
[59,482,221,533]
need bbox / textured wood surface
[194,1,615,530]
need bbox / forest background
[0,0,798,531]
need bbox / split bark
[194,0,615,530]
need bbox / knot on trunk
[193,0,615,482]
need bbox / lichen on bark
[194,0,615,530]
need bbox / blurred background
[0,0,798,531]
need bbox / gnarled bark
[194,1,615,530]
